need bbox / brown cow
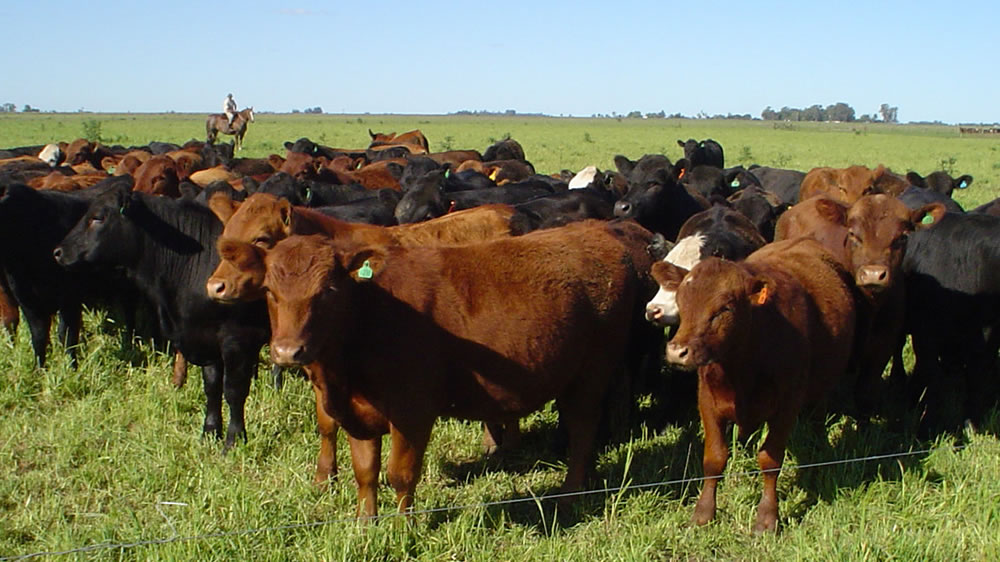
[798,164,905,204]
[456,159,535,185]
[205,193,516,483]
[29,171,107,191]
[132,155,180,197]
[775,194,946,414]
[323,158,404,190]
[426,150,482,168]
[368,128,430,152]
[263,219,654,516]
[659,237,856,533]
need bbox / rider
[223,93,237,127]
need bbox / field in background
[3,112,1000,208]
[2,114,1000,560]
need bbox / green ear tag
[357,260,373,279]
[119,206,126,215]
[921,214,935,225]
[959,180,968,188]
[444,168,450,179]
[108,166,116,174]
[730,178,740,188]
[305,187,312,202]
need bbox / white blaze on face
[568,165,598,189]
[644,233,706,326]
[38,144,62,167]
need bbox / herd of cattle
[1,129,997,533]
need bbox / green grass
[2,114,1000,560]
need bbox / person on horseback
[223,93,237,127]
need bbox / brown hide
[323,158,403,190]
[263,219,653,516]
[206,193,514,302]
[189,165,239,188]
[132,155,180,197]
[426,150,482,168]
[30,171,107,191]
[799,165,897,204]
[664,238,855,533]
[456,159,535,184]
[368,129,430,152]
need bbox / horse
[206,107,254,151]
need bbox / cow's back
[749,238,856,400]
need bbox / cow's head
[664,258,763,370]
[206,238,267,302]
[265,235,385,366]
[845,194,946,295]
[613,154,676,222]
[906,170,973,197]
[53,184,141,269]
[394,169,448,224]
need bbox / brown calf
[205,193,516,484]
[368,128,430,152]
[659,237,856,533]
[132,155,180,197]
[263,219,654,516]
[799,164,904,204]
[776,194,945,414]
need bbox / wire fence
[1,443,971,561]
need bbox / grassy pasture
[1,114,1000,560]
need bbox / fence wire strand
[1,443,971,561]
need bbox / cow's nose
[206,279,228,299]
[271,341,308,366]
[857,265,889,287]
[666,342,692,368]
[645,303,665,323]
[614,201,632,217]
[52,247,63,263]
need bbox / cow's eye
[89,216,104,227]
[848,232,862,247]
[252,236,271,247]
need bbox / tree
[761,106,778,120]
[22,104,39,113]
[802,104,825,122]
[825,102,856,122]
[0,102,14,113]
[879,103,898,123]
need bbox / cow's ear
[672,159,690,181]
[650,260,689,288]
[676,140,685,148]
[749,278,772,307]
[912,202,946,230]
[905,171,925,187]
[814,197,847,225]
[208,192,241,225]
[283,141,293,151]
[368,129,376,140]
[614,155,635,176]
[954,174,973,189]
[276,198,294,235]
[342,247,388,282]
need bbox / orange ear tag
[756,286,769,305]
[677,168,686,180]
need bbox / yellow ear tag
[357,260,373,279]
[489,169,499,181]
[756,286,769,305]
[921,215,935,225]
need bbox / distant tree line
[291,107,323,114]
[0,103,40,113]
[760,102,899,123]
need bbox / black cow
[745,166,806,206]
[508,187,616,235]
[905,171,973,198]
[676,139,724,169]
[612,154,708,241]
[313,189,401,226]
[394,168,551,224]
[400,156,497,192]
[482,137,526,162]
[727,185,788,241]
[53,184,269,450]
[901,211,1000,430]
[898,185,964,214]
[0,178,143,367]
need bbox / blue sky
[4,1,997,123]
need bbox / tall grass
[1,115,1000,560]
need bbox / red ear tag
[757,286,769,305]
[447,200,457,214]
